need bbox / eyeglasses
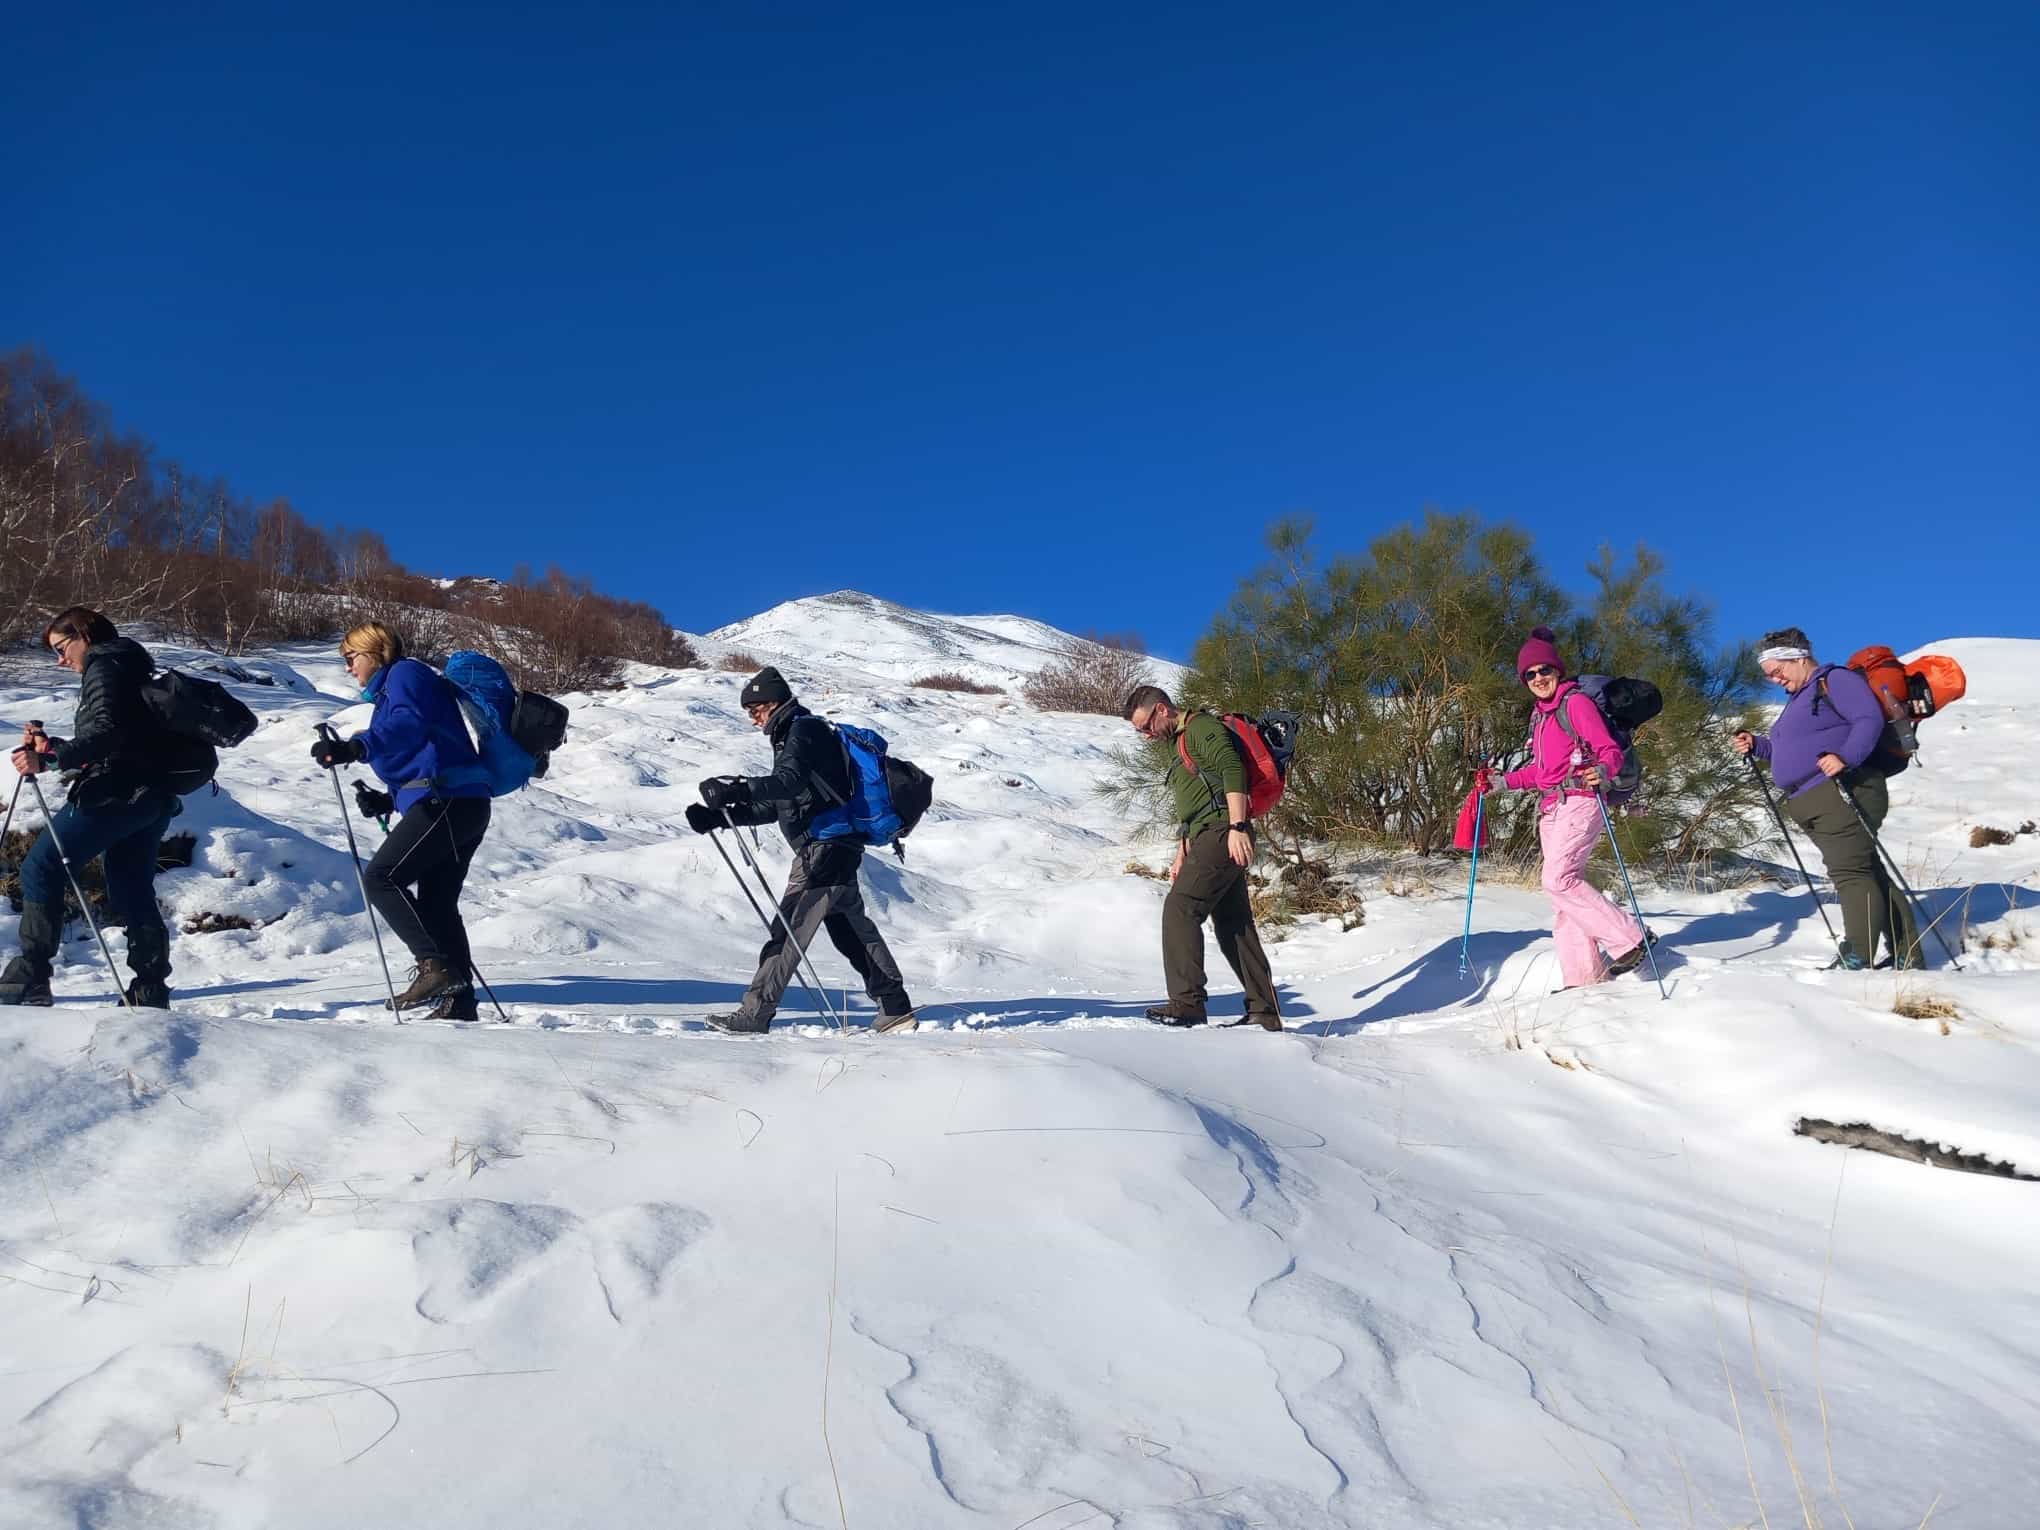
[341,649,365,663]
[1131,706,1168,737]
[1522,665,1560,681]
[49,635,74,659]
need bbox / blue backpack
[443,651,549,797]
[808,723,935,858]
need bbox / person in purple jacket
[309,621,494,1020]
[1733,626,1920,970]
[1492,626,1651,989]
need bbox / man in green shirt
[1123,685,1281,1030]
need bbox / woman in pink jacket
[1497,627,1651,988]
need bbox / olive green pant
[1163,825,1280,1020]
[1784,773,1923,968]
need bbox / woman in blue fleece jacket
[310,622,493,1020]
[1734,626,1921,969]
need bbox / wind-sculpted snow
[0,628,2037,1527]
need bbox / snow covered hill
[704,588,1187,692]
[1,620,2037,1529]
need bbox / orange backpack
[1824,646,1969,776]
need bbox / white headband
[1758,645,1811,664]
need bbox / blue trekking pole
[1593,789,1667,1000]
[1458,791,1485,979]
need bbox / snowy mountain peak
[702,588,1183,692]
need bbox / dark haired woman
[3,607,179,1007]
[1493,626,1651,989]
[1733,627,1920,969]
[309,620,493,1021]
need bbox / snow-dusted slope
[704,588,1186,692]
[1,626,2037,1529]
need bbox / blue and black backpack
[441,651,571,797]
[808,722,935,859]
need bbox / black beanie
[739,666,793,709]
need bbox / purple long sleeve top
[1749,662,1887,799]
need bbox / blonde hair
[341,621,404,671]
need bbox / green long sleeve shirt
[1166,711,1247,835]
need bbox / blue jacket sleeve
[355,661,434,789]
[1821,666,1888,769]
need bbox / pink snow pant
[1538,793,1645,987]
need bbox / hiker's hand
[699,776,750,811]
[1169,843,1186,882]
[1577,764,1607,789]
[685,803,729,835]
[1732,731,1755,755]
[353,782,395,821]
[1817,752,1846,779]
[310,734,362,769]
[1227,828,1254,867]
[10,746,43,776]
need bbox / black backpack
[508,690,570,777]
[141,670,258,795]
[1545,674,1662,804]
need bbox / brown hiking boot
[387,957,462,1011]
[1232,1014,1283,1032]
[1145,1004,1208,1027]
[873,1010,919,1034]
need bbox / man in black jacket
[4,607,179,1008]
[687,666,917,1034]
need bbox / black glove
[685,803,730,835]
[699,776,751,811]
[354,781,396,821]
[311,734,364,770]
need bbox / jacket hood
[82,635,153,682]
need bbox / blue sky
[6,2,2033,662]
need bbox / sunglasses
[49,634,75,659]
[1522,665,1561,681]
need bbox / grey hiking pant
[1785,773,1923,968]
[739,840,913,1024]
[1162,824,1280,1021]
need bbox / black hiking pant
[738,839,912,1025]
[1785,773,1922,968]
[1162,824,1279,1021]
[362,796,491,976]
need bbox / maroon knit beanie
[1515,626,1565,680]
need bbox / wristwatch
[1228,821,1251,834]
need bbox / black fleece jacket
[48,636,174,809]
[724,701,855,852]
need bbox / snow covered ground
[1,617,2036,1530]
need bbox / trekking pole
[1,772,20,849]
[1592,788,1667,1000]
[1458,787,1485,980]
[1836,781,1964,971]
[468,959,509,1021]
[726,828,848,1033]
[317,724,404,1019]
[1746,755,1850,964]
[707,825,845,1032]
[22,773,133,1008]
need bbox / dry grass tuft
[184,910,258,935]
[1021,633,1153,715]
[1892,986,1958,1023]
[1123,859,1168,881]
[1968,824,2016,848]
[717,651,761,673]
[912,672,1003,695]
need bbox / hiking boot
[124,976,171,1009]
[387,957,462,1011]
[872,1010,919,1034]
[1231,1014,1283,1032]
[704,1010,771,1035]
[1145,1004,1208,1027]
[429,984,480,1023]
[0,957,53,1007]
